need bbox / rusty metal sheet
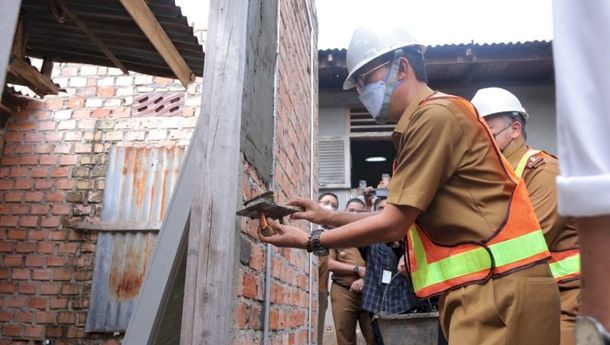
[86,146,185,333]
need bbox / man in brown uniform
[260,24,560,345]
[472,87,580,345]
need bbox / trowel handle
[258,212,275,237]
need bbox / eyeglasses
[356,61,391,93]
[492,123,514,139]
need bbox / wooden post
[180,0,250,343]
[0,0,21,99]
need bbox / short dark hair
[374,197,387,211]
[318,192,338,203]
[345,197,365,209]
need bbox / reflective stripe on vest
[515,150,581,283]
[404,94,551,298]
[409,226,549,294]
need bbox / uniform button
[339,251,346,258]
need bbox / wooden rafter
[8,55,59,96]
[54,0,129,74]
[119,0,195,87]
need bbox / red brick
[0,215,18,227]
[8,229,26,240]
[25,255,44,267]
[5,295,25,308]
[242,272,259,299]
[40,283,61,295]
[49,297,68,309]
[36,311,57,324]
[41,217,61,228]
[24,132,43,142]
[4,255,23,266]
[72,109,91,119]
[56,179,76,190]
[16,242,35,253]
[39,120,56,131]
[0,311,13,322]
[58,243,77,254]
[20,216,39,227]
[39,154,58,165]
[53,269,72,281]
[32,110,51,120]
[19,156,38,167]
[64,131,82,141]
[54,143,72,154]
[47,191,65,202]
[45,326,63,337]
[97,87,115,97]
[31,204,50,215]
[2,324,22,337]
[31,167,49,178]
[18,283,38,294]
[23,325,45,338]
[47,256,65,267]
[77,86,96,97]
[10,167,29,177]
[9,204,29,215]
[1,156,19,166]
[45,132,64,142]
[28,297,48,309]
[0,242,14,252]
[23,192,42,202]
[2,189,21,202]
[15,179,33,190]
[5,131,23,142]
[11,268,30,280]
[48,231,66,241]
[15,144,34,154]
[0,180,14,190]
[15,311,33,323]
[66,326,85,338]
[32,269,52,280]
[34,144,53,154]
[0,283,15,293]
[61,284,80,295]
[92,108,110,118]
[35,179,53,190]
[45,98,64,110]
[52,204,71,215]
[51,167,70,177]
[27,230,47,241]
[37,242,55,254]
[74,271,92,281]
[67,97,85,108]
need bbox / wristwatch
[307,229,329,256]
[353,265,360,275]
[576,316,610,345]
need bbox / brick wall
[0,63,200,344]
[232,0,318,344]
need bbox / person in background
[317,192,339,345]
[361,197,422,345]
[472,87,580,345]
[328,198,375,345]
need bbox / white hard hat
[471,87,529,122]
[343,24,425,90]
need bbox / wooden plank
[74,222,161,232]
[8,56,59,96]
[0,0,21,99]
[180,0,250,343]
[119,0,195,87]
[55,0,129,74]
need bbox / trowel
[236,191,302,236]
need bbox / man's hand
[258,218,309,249]
[289,197,332,225]
[356,265,366,279]
[397,255,408,277]
[350,278,364,293]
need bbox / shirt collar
[394,86,435,134]
[504,141,529,169]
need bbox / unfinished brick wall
[0,63,201,344]
[233,0,318,344]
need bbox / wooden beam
[0,0,22,100]
[119,0,195,87]
[8,55,59,96]
[40,58,54,78]
[55,0,129,74]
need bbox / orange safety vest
[515,149,581,283]
[401,93,551,299]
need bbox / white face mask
[359,81,386,122]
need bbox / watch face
[576,317,605,345]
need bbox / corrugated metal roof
[86,146,186,333]
[20,0,204,78]
[319,41,554,88]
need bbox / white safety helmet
[343,24,426,90]
[471,87,529,122]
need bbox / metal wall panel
[86,146,186,333]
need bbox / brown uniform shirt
[388,86,515,246]
[329,247,365,288]
[504,142,580,292]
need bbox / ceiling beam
[8,55,59,96]
[55,0,129,74]
[119,0,195,87]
